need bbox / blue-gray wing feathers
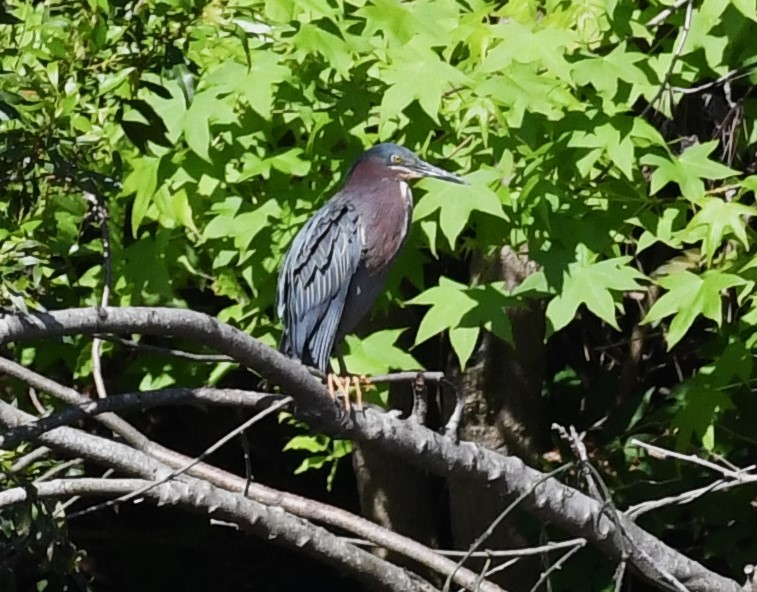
[277,201,362,371]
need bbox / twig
[553,424,601,499]
[553,425,629,565]
[613,558,628,592]
[631,439,755,480]
[642,0,695,117]
[8,446,51,473]
[625,478,726,519]
[481,558,520,580]
[627,439,757,520]
[340,537,587,558]
[411,372,428,425]
[442,377,465,441]
[528,542,585,592]
[27,386,46,415]
[672,68,755,95]
[33,458,83,483]
[646,0,689,27]
[369,371,446,384]
[67,397,293,519]
[95,334,234,363]
[442,464,574,592]
[83,191,112,400]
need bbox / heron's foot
[325,374,374,412]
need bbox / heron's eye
[391,154,402,164]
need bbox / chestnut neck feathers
[338,155,413,274]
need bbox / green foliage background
[1,0,757,588]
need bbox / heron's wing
[277,200,361,371]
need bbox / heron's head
[353,143,466,185]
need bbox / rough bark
[0,307,743,592]
[446,246,548,591]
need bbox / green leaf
[449,326,479,371]
[672,386,734,451]
[644,270,750,348]
[546,256,646,333]
[409,279,515,369]
[380,41,469,125]
[678,197,757,261]
[733,0,757,20]
[571,44,650,101]
[641,142,739,201]
[203,199,281,255]
[123,155,160,236]
[568,118,636,179]
[409,278,477,345]
[283,435,329,453]
[414,169,506,248]
[342,329,419,375]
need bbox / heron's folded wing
[277,201,361,371]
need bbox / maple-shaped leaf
[546,256,646,333]
[644,270,751,348]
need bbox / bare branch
[369,371,446,384]
[528,542,585,592]
[626,440,757,519]
[631,439,757,480]
[0,477,155,508]
[0,400,437,592]
[68,397,293,519]
[0,307,743,592]
[8,445,51,473]
[33,458,83,483]
[0,383,285,448]
[646,0,688,27]
[0,356,502,592]
[83,191,112,400]
[342,537,587,559]
[96,333,234,363]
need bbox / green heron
[277,143,464,407]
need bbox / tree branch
[0,307,742,592]
[0,400,437,592]
[0,355,503,592]
[0,384,284,448]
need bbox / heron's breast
[360,181,413,273]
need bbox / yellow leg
[351,376,363,410]
[340,375,352,413]
[325,373,375,411]
[327,373,338,402]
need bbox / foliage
[1,0,757,588]
[0,447,87,590]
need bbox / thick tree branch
[0,400,437,592]
[0,355,502,592]
[0,477,154,508]
[0,307,742,592]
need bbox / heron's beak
[414,160,467,185]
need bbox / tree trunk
[353,246,549,590]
